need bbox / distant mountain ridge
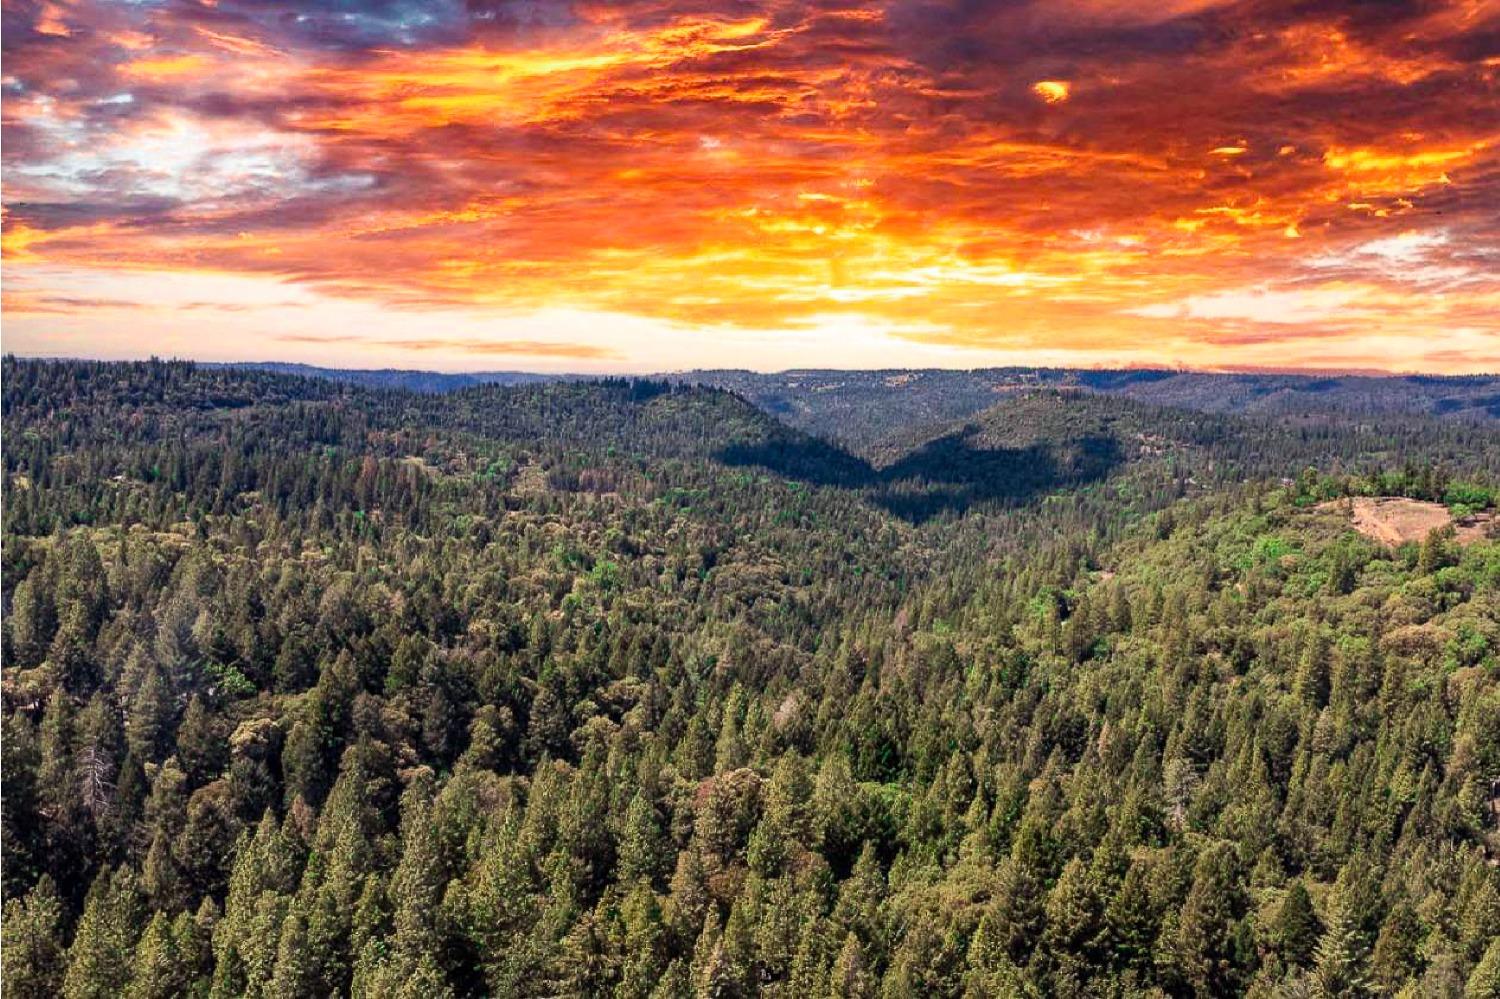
[209,364,1500,451]
[21,357,1498,528]
[676,369,1500,450]
[207,361,560,393]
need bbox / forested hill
[5,357,793,461]
[873,390,1500,481]
[3,357,1499,998]
[196,362,1500,454]
[11,358,1497,529]
[207,362,556,393]
[682,370,1500,451]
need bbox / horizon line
[6,352,1498,381]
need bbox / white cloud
[1125,285,1361,324]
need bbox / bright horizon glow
[3,0,1497,373]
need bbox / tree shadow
[715,427,1126,523]
[715,436,873,488]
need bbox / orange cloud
[121,54,212,80]
[1031,80,1071,103]
[2,0,1496,372]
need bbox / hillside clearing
[1321,496,1496,546]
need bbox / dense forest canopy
[3,356,1498,998]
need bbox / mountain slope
[681,368,1500,450]
[203,363,1500,454]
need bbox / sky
[2,0,1498,373]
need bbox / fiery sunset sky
[3,0,1498,372]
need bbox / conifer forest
[4,357,1500,998]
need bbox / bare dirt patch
[401,456,439,477]
[510,459,549,497]
[1321,497,1497,546]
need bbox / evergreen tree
[1104,859,1158,974]
[124,912,190,999]
[385,770,454,989]
[1312,881,1370,998]
[63,867,146,999]
[1275,880,1320,970]
[1163,843,1244,995]
[1042,856,1103,984]
[1369,899,1419,993]
[1469,936,1500,999]
[619,881,669,999]
[619,788,673,886]
[2,875,67,999]
[830,931,876,999]
[5,358,1500,999]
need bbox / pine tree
[1275,880,1320,969]
[619,788,672,886]
[76,692,124,833]
[142,827,183,913]
[988,856,1044,964]
[267,899,317,997]
[175,906,215,997]
[1417,527,1450,575]
[124,912,188,999]
[829,931,875,999]
[1468,935,1500,999]
[832,842,887,953]
[210,811,299,999]
[789,918,834,997]
[668,846,712,947]
[1459,869,1500,964]
[1104,859,1157,973]
[385,770,455,991]
[1369,898,1419,993]
[962,912,1025,998]
[50,599,103,695]
[689,909,729,997]
[764,752,814,847]
[1313,882,1370,998]
[812,754,864,871]
[63,866,146,999]
[37,690,87,878]
[618,881,668,999]
[2,875,67,999]
[649,959,692,999]
[126,664,174,763]
[1165,843,1244,995]
[9,572,58,667]
[559,908,618,996]
[176,696,226,787]
[463,823,540,991]
[1051,857,1103,947]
